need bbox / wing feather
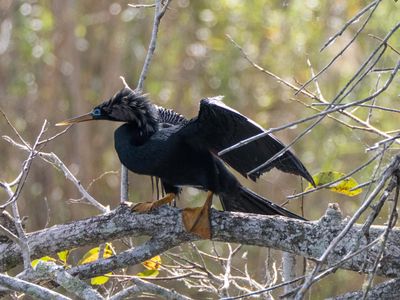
[156,105,188,126]
[180,97,314,184]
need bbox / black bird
[57,87,314,238]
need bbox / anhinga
[57,87,314,238]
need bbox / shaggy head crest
[94,88,159,134]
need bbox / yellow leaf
[31,256,56,268]
[137,269,160,277]
[78,244,114,285]
[78,243,113,265]
[57,250,71,265]
[91,273,111,285]
[142,255,161,270]
[307,171,362,196]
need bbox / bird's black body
[59,88,315,220]
[114,122,239,195]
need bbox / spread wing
[179,97,314,184]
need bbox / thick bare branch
[332,278,400,300]
[1,203,400,280]
[34,261,103,300]
[0,273,69,300]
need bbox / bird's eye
[92,108,102,116]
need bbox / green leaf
[136,269,160,277]
[91,273,111,285]
[31,256,56,268]
[307,171,362,196]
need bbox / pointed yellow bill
[56,113,93,126]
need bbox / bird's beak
[55,113,93,126]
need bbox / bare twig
[280,237,382,298]
[128,4,156,9]
[1,120,48,208]
[227,235,382,300]
[287,150,383,199]
[37,125,72,146]
[311,102,400,114]
[362,172,399,299]
[1,121,49,271]
[0,108,31,149]
[361,169,398,237]
[247,58,398,177]
[109,273,196,281]
[290,98,371,132]
[222,30,400,159]
[221,244,233,296]
[294,155,400,299]
[367,134,400,152]
[109,277,192,300]
[70,170,118,203]
[296,0,382,94]
[3,136,108,213]
[366,74,381,123]
[135,0,171,92]
[120,0,171,203]
[368,34,400,55]
[218,58,400,162]
[320,0,379,51]
[0,224,20,245]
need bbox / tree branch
[332,278,400,300]
[295,154,400,298]
[34,261,103,300]
[2,136,109,213]
[1,203,400,280]
[120,0,171,203]
[109,277,192,300]
[0,273,69,300]
[135,0,171,92]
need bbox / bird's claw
[182,191,213,239]
[130,193,176,213]
[131,202,156,213]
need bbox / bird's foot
[131,193,176,213]
[182,191,213,239]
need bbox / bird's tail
[219,186,306,220]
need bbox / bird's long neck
[125,104,159,145]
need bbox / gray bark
[0,273,69,300]
[34,261,103,300]
[0,203,399,280]
[331,278,400,300]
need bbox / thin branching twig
[120,0,171,203]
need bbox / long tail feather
[219,186,306,220]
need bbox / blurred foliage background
[0,0,398,298]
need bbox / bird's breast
[114,124,177,175]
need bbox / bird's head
[56,88,159,133]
